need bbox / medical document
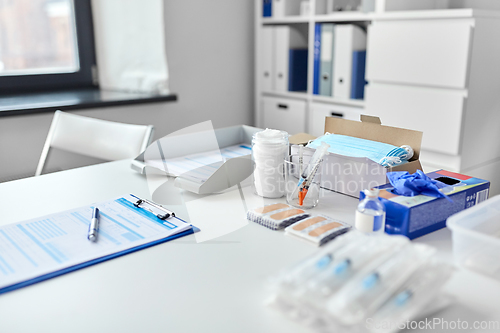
[145,143,252,182]
[0,195,191,291]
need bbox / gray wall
[0,0,254,182]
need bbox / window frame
[0,0,97,94]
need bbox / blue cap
[333,260,350,275]
[362,273,380,290]
[316,254,332,269]
[395,290,412,307]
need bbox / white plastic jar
[252,128,289,198]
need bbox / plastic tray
[447,195,500,280]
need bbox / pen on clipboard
[88,207,99,242]
[130,194,175,220]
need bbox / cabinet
[364,11,500,195]
[255,2,500,194]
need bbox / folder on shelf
[263,0,272,17]
[313,23,321,95]
[319,23,335,96]
[351,50,367,99]
[0,194,194,295]
[261,26,275,91]
[275,25,308,92]
[288,49,308,92]
[272,0,284,17]
[332,24,366,99]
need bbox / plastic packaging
[447,195,500,280]
[355,188,386,233]
[246,203,309,230]
[285,215,351,246]
[267,232,453,333]
[326,243,435,325]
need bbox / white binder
[272,0,285,17]
[261,26,275,91]
[275,26,308,92]
[332,25,366,99]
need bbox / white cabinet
[366,19,474,88]
[365,83,465,155]
[365,13,500,195]
[262,96,306,134]
[310,102,362,137]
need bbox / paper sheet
[144,144,252,182]
[0,195,191,290]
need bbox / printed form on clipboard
[0,194,193,295]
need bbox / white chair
[35,111,154,176]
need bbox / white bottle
[355,188,386,233]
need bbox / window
[0,0,96,93]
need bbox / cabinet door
[262,97,306,134]
[367,19,474,89]
[366,83,465,155]
[309,102,362,137]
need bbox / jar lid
[253,128,289,144]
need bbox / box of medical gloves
[291,115,424,198]
[364,170,490,239]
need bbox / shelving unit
[255,1,500,195]
[255,0,369,136]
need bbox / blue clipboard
[0,195,195,295]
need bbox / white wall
[0,0,254,182]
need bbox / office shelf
[262,16,310,24]
[311,95,365,108]
[262,90,308,100]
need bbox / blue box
[359,170,490,239]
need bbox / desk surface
[0,160,499,333]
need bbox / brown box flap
[324,116,423,160]
[289,132,317,146]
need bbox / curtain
[91,0,169,94]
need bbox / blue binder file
[263,0,272,17]
[313,23,321,95]
[0,195,194,295]
[288,48,308,92]
[351,50,367,99]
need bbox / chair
[35,111,154,176]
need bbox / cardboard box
[291,115,423,198]
[363,170,491,239]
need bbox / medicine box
[364,170,490,240]
[447,195,500,281]
[290,115,423,198]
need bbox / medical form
[0,194,192,293]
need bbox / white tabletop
[0,160,499,333]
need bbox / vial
[355,188,386,233]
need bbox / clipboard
[0,194,194,295]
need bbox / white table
[0,160,499,333]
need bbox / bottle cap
[364,188,380,197]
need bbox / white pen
[88,207,99,242]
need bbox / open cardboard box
[290,115,423,198]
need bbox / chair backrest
[35,111,154,176]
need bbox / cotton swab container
[252,129,289,198]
